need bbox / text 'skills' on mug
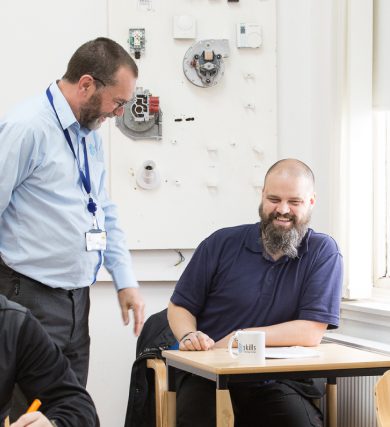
[228,330,265,363]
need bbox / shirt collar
[245,222,312,259]
[245,222,263,253]
[48,81,92,137]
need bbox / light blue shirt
[0,82,138,290]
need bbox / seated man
[0,294,99,427]
[168,159,343,427]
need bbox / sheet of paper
[265,346,320,359]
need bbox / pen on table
[26,399,42,413]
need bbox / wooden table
[162,343,390,427]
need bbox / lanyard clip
[87,197,97,214]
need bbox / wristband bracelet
[232,329,243,340]
[179,331,196,342]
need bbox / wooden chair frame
[375,369,390,427]
[147,358,169,427]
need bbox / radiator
[322,376,379,427]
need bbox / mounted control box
[236,23,262,48]
[129,28,145,59]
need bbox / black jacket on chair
[124,308,176,427]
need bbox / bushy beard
[79,92,112,130]
[259,203,311,258]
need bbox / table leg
[326,378,337,427]
[167,392,176,427]
[216,389,234,427]
[216,375,234,427]
[167,365,176,427]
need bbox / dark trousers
[0,259,90,418]
[176,373,323,427]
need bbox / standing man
[168,159,343,427]
[0,38,145,390]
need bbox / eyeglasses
[91,75,129,111]
[91,76,106,87]
[113,99,128,110]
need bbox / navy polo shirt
[171,222,343,342]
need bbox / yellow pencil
[26,398,42,413]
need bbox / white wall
[0,0,107,112]
[277,0,343,236]
[108,0,277,251]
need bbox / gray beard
[259,205,310,259]
[79,92,104,130]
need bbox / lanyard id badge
[46,86,107,252]
[86,229,107,251]
[85,214,107,251]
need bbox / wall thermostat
[173,15,196,39]
[236,23,262,48]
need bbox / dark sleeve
[15,311,99,427]
[171,238,216,316]
[298,237,343,329]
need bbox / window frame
[373,111,390,288]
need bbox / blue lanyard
[46,87,97,216]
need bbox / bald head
[264,159,315,191]
[260,159,315,259]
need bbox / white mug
[228,330,265,363]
